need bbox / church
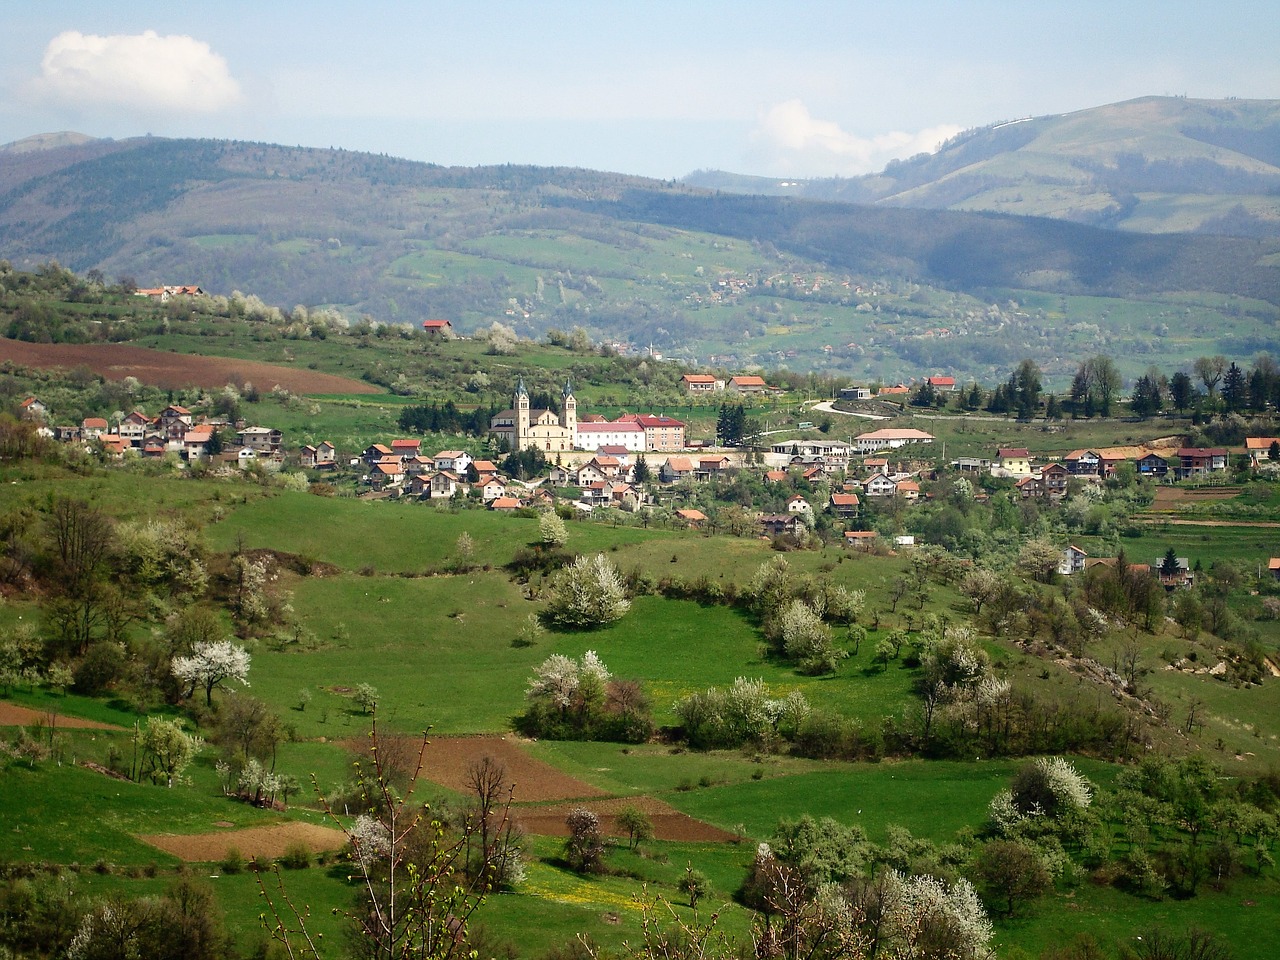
[490,379,577,452]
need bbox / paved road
[808,400,890,421]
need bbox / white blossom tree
[545,553,630,628]
[172,640,251,706]
[538,511,568,547]
[139,717,203,788]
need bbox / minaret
[562,378,577,440]
[515,377,530,451]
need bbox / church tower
[561,378,577,439]
[515,377,530,451]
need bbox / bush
[220,848,245,874]
[279,842,311,869]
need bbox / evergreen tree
[1222,362,1247,412]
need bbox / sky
[2,1,1277,180]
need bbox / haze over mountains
[684,97,1280,237]
[1,96,1279,383]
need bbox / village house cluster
[21,396,284,469]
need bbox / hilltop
[685,97,1280,236]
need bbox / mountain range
[1,97,1280,383]
[684,97,1280,237]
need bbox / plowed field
[138,821,347,862]
[0,702,121,729]
[0,340,379,395]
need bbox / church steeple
[515,378,530,450]
[561,378,577,436]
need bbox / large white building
[575,420,646,452]
[853,428,935,453]
[490,379,577,453]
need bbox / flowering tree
[545,553,629,628]
[172,640,251,706]
[139,717,203,788]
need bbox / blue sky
[2,1,1277,179]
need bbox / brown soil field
[0,340,379,395]
[512,796,738,843]
[374,735,610,803]
[1149,486,1241,509]
[138,821,347,863]
[0,702,121,729]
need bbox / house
[98,436,130,459]
[434,450,473,475]
[1268,558,1280,581]
[158,405,193,443]
[1136,452,1170,478]
[829,493,861,520]
[1058,545,1088,576]
[479,477,507,502]
[427,471,461,499]
[298,444,319,468]
[363,443,392,463]
[681,374,723,394]
[1176,447,1229,480]
[764,469,788,483]
[237,426,282,453]
[895,479,920,501]
[391,438,422,460]
[1158,556,1194,589]
[81,417,109,439]
[727,375,768,394]
[786,495,811,514]
[660,456,696,483]
[421,319,454,337]
[696,455,732,480]
[1247,437,1280,466]
[316,441,337,466]
[675,508,707,528]
[182,425,216,461]
[575,461,611,486]
[404,455,435,476]
[1064,450,1103,477]
[843,530,879,549]
[759,514,803,537]
[18,397,47,420]
[863,473,898,498]
[1041,463,1070,500]
[118,411,152,446]
[993,447,1032,476]
[369,459,404,490]
[490,496,522,512]
[838,386,873,401]
[1014,475,1042,500]
[854,428,935,453]
[547,464,576,487]
[952,457,991,473]
[926,375,956,392]
[876,384,910,397]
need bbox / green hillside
[2,122,1280,385]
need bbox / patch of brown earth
[0,703,122,729]
[378,735,609,803]
[138,821,346,863]
[513,797,738,843]
[0,340,380,395]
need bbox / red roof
[391,439,421,450]
[422,319,452,329]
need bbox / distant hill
[684,97,1280,237]
[1,126,1279,384]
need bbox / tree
[1169,370,1195,414]
[171,640,251,706]
[1221,361,1247,412]
[632,453,650,484]
[257,719,505,960]
[778,599,844,675]
[565,807,605,873]
[139,717,203,788]
[1194,355,1227,399]
[975,840,1051,917]
[1008,359,1043,418]
[959,568,1002,617]
[545,553,630,628]
[354,682,379,714]
[1130,368,1166,417]
[214,694,284,766]
[453,532,475,572]
[678,867,711,908]
[1069,355,1122,417]
[618,804,654,851]
[464,755,520,888]
[1018,539,1062,584]
[538,510,568,547]
[1160,548,1181,579]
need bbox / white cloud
[750,99,963,177]
[33,30,241,113]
